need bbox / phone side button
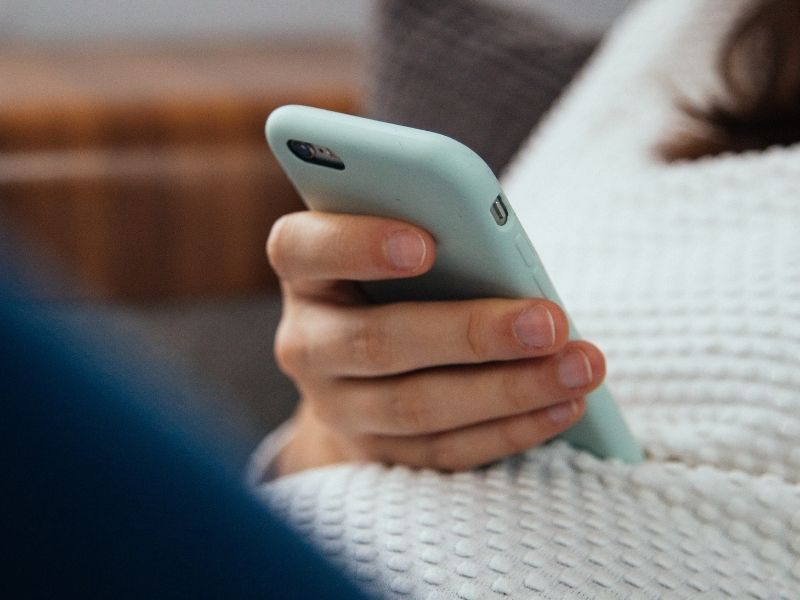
[515,233,537,268]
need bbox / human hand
[266,211,605,476]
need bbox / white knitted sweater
[260,0,800,597]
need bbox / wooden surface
[0,42,364,299]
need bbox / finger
[363,398,587,471]
[281,298,569,378]
[267,211,435,283]
[312,341,605,435]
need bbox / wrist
[275,403,365,476]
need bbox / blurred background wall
[0,0,373,42]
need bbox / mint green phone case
[267,105,644,463]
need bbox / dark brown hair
[661,0,800,161]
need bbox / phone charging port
[490,196,509,226]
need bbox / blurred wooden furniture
[0,42,363,299]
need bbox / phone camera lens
[288,140,315,160]
[286,139,345,170]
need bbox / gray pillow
[366,0,599,173]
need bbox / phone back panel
[267,105,545,303]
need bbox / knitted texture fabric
[366,0,596,174]
[261,0,800,597]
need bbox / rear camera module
[287,139,345,170]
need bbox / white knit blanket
[262,0,800,597]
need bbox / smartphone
[266,105,643,463]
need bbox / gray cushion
[367,0,598,173]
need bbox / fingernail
[384,230,427,270]
[513,305,556,349]
[558,350,593,389]
[548,400,577,424]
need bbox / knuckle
[273,321,307,378]
[429,438,458,471]
[332,219,376,275]
[429,437,471,471]
[499,363,535,413]
[351,432,386,464]
[465,304,492,361]
[498,415,537,455]
[386,385,430,433]
[348,313,395,373]
[266,214,293,277]
[331,224,355,272]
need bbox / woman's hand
[266,211,605,476]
